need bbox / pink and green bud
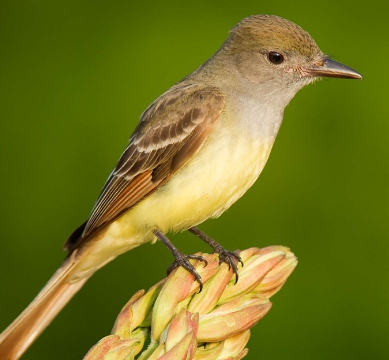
[84,246,297,360]
[197,294,271,342]
[218,330,251,359]
[255,249,298,298]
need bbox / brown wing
[65,83,225,252]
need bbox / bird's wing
[65,83,225,252]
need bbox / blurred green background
[0,0,387,359]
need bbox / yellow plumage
[71,103,279,280]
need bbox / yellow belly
[70,116,276,280]
[131,128,273,234]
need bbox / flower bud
[85,246,297,360]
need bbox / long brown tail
[0,251,89,360]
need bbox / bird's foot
[167,252,208,292]
[188,227,243,284]
[213,245,242,284]
[153,228,207,292]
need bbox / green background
[0,0,387,359]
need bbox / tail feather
[0,251,89,360]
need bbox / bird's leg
[153,228,208,292]
[188,227,243,284]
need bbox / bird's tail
[0,250,88,360]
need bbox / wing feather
[65,83,225,252]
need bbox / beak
[304,58,362,79]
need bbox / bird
[0,15,361,359]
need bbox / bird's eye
[268,52,284,65]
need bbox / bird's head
[224,15,361,95]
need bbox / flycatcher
[0,15,361,359]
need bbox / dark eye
[268,52,284,65]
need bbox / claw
[188,227,244,284]
[218,249,243,284]
[153,228,207,292]
[168,252,208,292]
